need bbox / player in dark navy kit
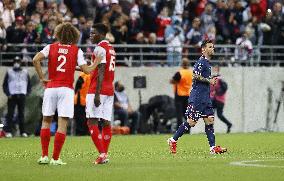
[167,40,227,154]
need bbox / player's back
[47,42,79,89]
[89,40,116,96]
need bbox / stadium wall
[0,67,283,133]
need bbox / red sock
[40,128,50,157]
[102,125,112,153]
[88,124,105,153]
[52,132,66,160]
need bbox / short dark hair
[201,39,213,48]
[92,23,109,36]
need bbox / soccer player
[168,40,227,154]
[33,22,102,165]
[86,23,116,164]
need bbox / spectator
[214,0,230,42]
[155,6,171,44]
[131,32,146,66]
[234,30,253,66]
[144,32,159,66]
[200,3,215,34]
[186,17,202,59]
[127,8,143,44]
[1,0,15,28]
[210,65,232,133]
[15,0,29,20]
[40,18,57,43]
[170,58,193,129]
[74,72,91,136]
[250,0,267,22]
[165,15,185,66]
[6,16,26,53]
[2,56,31,138]
[114,81,140,134]
[0,17,7,52]
[31,13,43,34]
[141,0,157,35]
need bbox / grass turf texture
[0,133,283,181]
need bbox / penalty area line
[229,159,284,168]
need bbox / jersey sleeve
[40,44,50,58]
[172,72,181,82]
[93,46,106,64]
[77,49,87,66]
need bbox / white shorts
[86,94,114,121]
[42,87,74,118]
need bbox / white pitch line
[230,159,284,168]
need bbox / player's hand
[210,77,217,85]
[40,78,51,86]
[94,94,101,107]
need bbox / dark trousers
[175,95,188,129]
[114,108,140,134]
[74,104,88,136]
[4,94,26,134]
[212,99,232,127]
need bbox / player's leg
[38,88,57,164]
[49,87,74,165]
[88,118,105,154]
[203,116,216,151]
[38,116,53,164]
[168,104,199,154]
[101,120,112,151]
[95,95,114,164]
[203,105,227,154]
[4,95,17,137]
[215,101,232,133]
[86,94,107,164]
[50,116,68,165]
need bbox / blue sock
[173,122,190,141]
[205,124,215,147]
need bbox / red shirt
[88,40,116,96]
[40,42,86,89]
[156,15,171,41]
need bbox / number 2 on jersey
[109,55,115,71]
[57,55,66,72]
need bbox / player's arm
[94,63,106,107]
[170,72,181,84]
[79,56,102,74]
[193,73,210,84]
[76,49,102,74]
[32,49,50,85]
[193,73,217,85]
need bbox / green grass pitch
[0,133,284,181]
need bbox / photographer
[114,81,140,134]
[165,16,185,66]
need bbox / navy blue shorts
[185,102,214,122]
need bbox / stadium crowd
[0,0,284,66]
